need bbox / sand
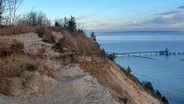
[0,32,118,104]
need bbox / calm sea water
[95,31,184,104]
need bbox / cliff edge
[0,27,163,104]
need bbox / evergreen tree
[90,32,96,41]
[126,66,132,73]
[162,96,169,104]
[67,16,76,32]
[64,16,77,32]
[55,21,60,27]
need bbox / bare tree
[0,0,7,25]
[6,0,23,25]
[37,12,50,26]
[22,10,51,26]
[0,0,4,25]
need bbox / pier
[112,49,184,57]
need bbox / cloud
[178,6,184,9]
[121,10,184,31]
[83,6,184,31]
[154,12,184,23]
[155,11,180,15]
[80,19,116,30]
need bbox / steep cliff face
[78,56,162,104]
[0,28,162,104]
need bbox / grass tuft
[0,39,24,57]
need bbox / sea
[92,31,184,104]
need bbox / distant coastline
[95,30,183,34]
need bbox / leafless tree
[22,10,51,26]
[6,0,23,25]
[0,0,8,25]
[0,0,4,25]
[37,12,50,26]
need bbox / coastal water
[95,31,184,104]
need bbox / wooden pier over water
[112,49,184,57]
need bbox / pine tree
[64,16,77,32]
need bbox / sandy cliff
[0,28,162,104]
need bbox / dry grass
[0,39,24,95]
[37,65,54,78]
[0,21,38,36]
[0,56,21,95]
[13,21,37,35]
[0,78,11,95]
[62,30,100,53]
[38,27,100,53]
[36,26,55,43]
[0,39,24,57]
[0,54,54,95]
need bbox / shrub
[142,80,155,92]
[89,32,116,61]
[126,66,132,73]
[36,26,55,43]
[55,22,60,27]
[77,29,85,34]
[100,48,106,57]
[162,96,169,104]
[141,80,169,104]
[155,90,162,98]
[90,32,96,41]
[52,40,65,52]
[0,39,24,57]
[106,52,116,62]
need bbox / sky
[17,0,184,31]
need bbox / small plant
[77,29,85,34]
[90,32,96,42]
[162,96,169,104]
[126,66,132,73]
[52,40,65,52]
[142,81,155,92]
[90,32,116,61]
[100,48,106,56]
[0,39,24,57]
[106,52,116,62]
[35,29,44,38]
[141,80,169,104]
[155,90,162,98]
[55,22,60,27]
[90,31,100,47]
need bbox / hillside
[0,27,163,104]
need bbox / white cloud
[122,9,184,31]
[83,6,184,31]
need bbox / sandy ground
[0,63,118,104]
[0,32,118,104]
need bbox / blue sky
[18,0,184,31]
